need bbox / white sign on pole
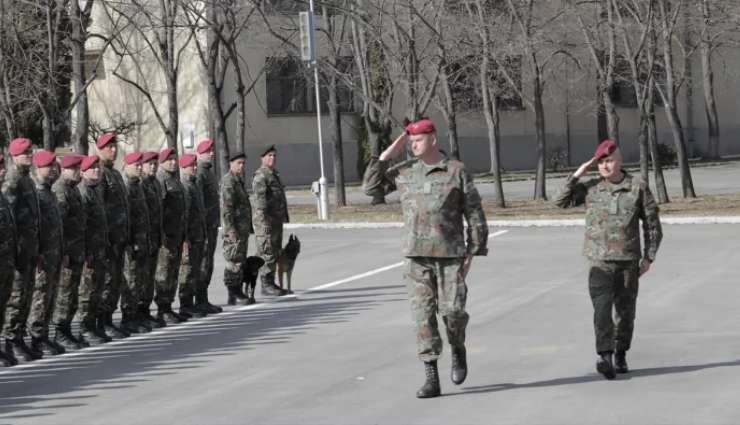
[298,11,315,62]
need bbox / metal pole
[309,0,329,220]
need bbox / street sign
[298,11,315,62]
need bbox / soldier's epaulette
[387,158,418,173]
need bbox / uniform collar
[102,158,115,169]
[417,153,449,175]
[199,160,212,169]
[599,171,631,193]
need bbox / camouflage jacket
[99,160,129,246]
[157,168,187,245]
[252,166,289,231]
[197,160,220,230]
[124,174,150,255]
[0,190,16,268]
[555,172,663,262]
[220,172,252,238]
[53,177,86,262]
[363,156,489,258]
[182,174,206,243]
[1,164,39,256]
[36,179,63,261]
[142,175,163,252]
[79,179,109,261]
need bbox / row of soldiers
[0,136,290,366]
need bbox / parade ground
[0,224,738,425]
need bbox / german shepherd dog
[243,256,265,304]
[277,234,300,294]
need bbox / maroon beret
[60,154,84,169]
[179,153,197,168]
[159,148,176,164]
[80,155,100,172]
[142,151,158,163]
[9,138,33,156]
[197,139,214,154]
[32,150,56,168]
[405,119,436,135]
[96,133,117,149]
[594,139,618,160]
[124,152,143,165]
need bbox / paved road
[288,161,740,205]
[1,225,740,424]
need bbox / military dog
[277,234,300,294]
[243,256,265,305]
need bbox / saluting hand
[573,157,599,179]
[379,132,408,162]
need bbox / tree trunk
[664,102,696,197]
[701,0,720,159]
[638,114,649,183]
[166,71,179,150]
[533,73,547,201]
[482,84,505,207]
[647,100,669,203]
[328,72,346,207]
[70,0,89,154]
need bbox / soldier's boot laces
[227,285,250,306]
[451,345,468,385]
[7,337,41,363]
[32,335,65,356]
[596,352,617,380]
[101,314,129,340]
[615,351,629,374]
[0,341,18,367]
[416,361,441,398]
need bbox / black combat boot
[615,350,629,374]
[140,305,166,328]
[75,331,91,348]
[0,342,18,367]
[6,337,41,362]
[596,351,617,380]
[180,298,206,318]
[120,312,141,335]
[54,325,84,350]
[416,361,441,398]
[198,289,222,314]
[157,305,183,325]
[451,345,468,385]
[31,335,65,356]
[261,277,287,296]
[102,313,129,339]
[82,319,110,345]
[227,285,249,306]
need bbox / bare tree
[69,0,96,153]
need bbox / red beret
[142,151,158,163]
[594,139,618,160]
[179,153,197,168]
[197,139,214,154]
[159,148,176,163]
[124,152,143,165]
[80,155,100,172]
[96,133,117,149]
[9,138,33,156]
[32,150,56,168]
[405,119,436,135]
[60,154,84,169]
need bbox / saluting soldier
[0,153,18,366]
[155,148,189,324]
[252,145,288,297]
[140,152,165,328]
[1,138,42,363]
[555,139,662,379]
[27,151,65,356]
[195,139,222,313]
[178,153,208,318]
[363,119,489,398]
[52,154,89,350]
[96,133,130,339]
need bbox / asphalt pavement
[1,225,740,424]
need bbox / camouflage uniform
[52,176,85,332]
[363,156,489,362]
[99,160,129,316]
[197,160,220,295]
[1,164,40,341]
[141,174,163,312]
[555,171,662,354]
[0,190,16,334]
[155,168,187,311]
[27,177,63,340]
[78,178,108,332]
[122,173,150,322]
[178,172,206,308]
[251,165,289,284]
[221,172,253,289]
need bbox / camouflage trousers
[223,235,248,288]
[255,222,283,282]
[140,246,159,311]
[28,254,62,338]
[101,243,125,314]
[52,259,84,328]
[200,226,219,289]
[122,249,148,317]
[78,257,106,329]
[178,240,204,304]
[0,265,14,333]
[588,260,640,354]
[405,257,469,363]
[2,243,38,340]
[155,238,183,308]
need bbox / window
[84,49,106,80]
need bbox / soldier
[221,152,253,305]
[0,153,18,366]
[178,153,208,318]
[252,145,288,296]
[78,155,112,345]
[120,152,152,334]
[195,139,222,313]
[555,139,662,380]
[363,119,489,398]
[1,138,42,362]
[96,133,130,339]
[52,154,89,350]
[140,152,165,328]
[27,151,65,356]
[155,148,189,324]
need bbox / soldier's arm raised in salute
[362,132,406,197]
[554,157,599,209]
